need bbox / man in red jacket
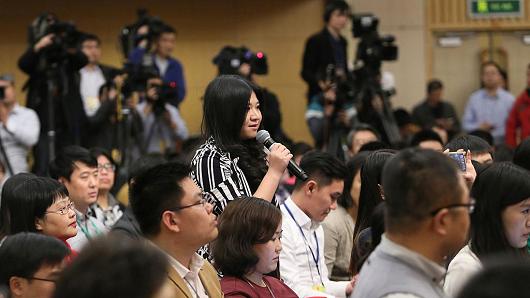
[506,63,530,148]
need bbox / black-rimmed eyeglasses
[45,201,75,216]
[168,198,207,212]
[429,198,476,216]
[24,276,57,283]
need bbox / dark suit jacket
[301,28,348,101]
[167,260,223,297]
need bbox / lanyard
[77,215,101,240]
[283,203,322,279]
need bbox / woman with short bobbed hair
[444,162,530,296]
[0,174,77,257]
[212,197,297,297]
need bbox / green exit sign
[468,0,523,18]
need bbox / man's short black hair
[469,129,494,147]
[410,129,444,148]
[53,235,168,298]
[382,148,463,232]
[445,135,493,156]
[80,33,101,45]
[49,146,98,181]
[155,24,176,38]
[294,151,347,189]
[323,0,350,23]
[129,162,191,237]
[0,233,68,286]
[513,137,530,171]
[427,79,443,94]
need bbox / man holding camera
[18,13,88,176]
[129,24,186,108]
[0,74,40,176]
[136,76,188,157]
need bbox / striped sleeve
[191,146,244,216]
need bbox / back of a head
[445,135,492,155]
[49,146,97,180]
[129,162,190,237]
[469,130,494,147]
[0,233,68,287]
[127,153,167,183]
[212,197,282,278]
[0,173,36,237]
[470,162,530,258]
[382,148,462,233]
[513,137,530,171]
[1,175,67,236]
[410,129,444,148]
[456,258,530,298]
[427,79,443,94]
[346,123,381,150]
[53,235,168,298]
[294,151,347,190]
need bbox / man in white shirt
[0,74,40,176]
[280,151,355,298]
[129,162,223,297]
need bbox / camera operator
[17,13,88,176]
[135,76,188,157]
[0,74,40,176]
[301,0,350,102]
[128,24,186,108]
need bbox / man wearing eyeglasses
[353,148,472,298]
[129,162,222,297]
[0,233,69,298]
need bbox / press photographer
[124,11,186,108]
[135,76,188,158]
[17,12,88,175]
[0,74,40,176]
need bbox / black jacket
[301,28,348,101]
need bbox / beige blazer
[167,261,224,297]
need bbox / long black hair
[201,75,267,192]
[470,162,530,259]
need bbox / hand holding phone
[448,152,467,172]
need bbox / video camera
[352,13,398,78]
[147,80,177,116]
[28,13,84,63]
[212,46,268,76]
[119,9,168,59]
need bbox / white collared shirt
[166,252,208,298]
[280,197,349,298]
[80,66,105,117]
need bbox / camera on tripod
[119,9,168,59]
[212,46,268,76]
[146,80,177,117]
[28,13,83,63]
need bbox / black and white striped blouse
[190,137,254,216]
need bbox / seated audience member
[129,162,223,297]
[53,235,173,298]
[513,137,530,171]
[323,151,369,281]
[358,141,389,153]
[212,197,297,297]
[462,61,515,145]
[412,79,460,138]
[111,153,167,239]
[49,146,107,251]
[444,162,530,296]
[353,149,472,298]
[346,124,380,158]
[410,129,444,151]
[280,151,356,298]
[469,129,494,147]
[456,258,530,298]
[89,148,124,229]
[0,74,40,176]
[445,134,494,164]
[0,233,69,298]
[0,173,35,236]
[393,108,421,147]
[0,175,77,257]
[350,150,396,274]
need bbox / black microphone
[256,130,308,181]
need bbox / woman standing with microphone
[191,75,292,217]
